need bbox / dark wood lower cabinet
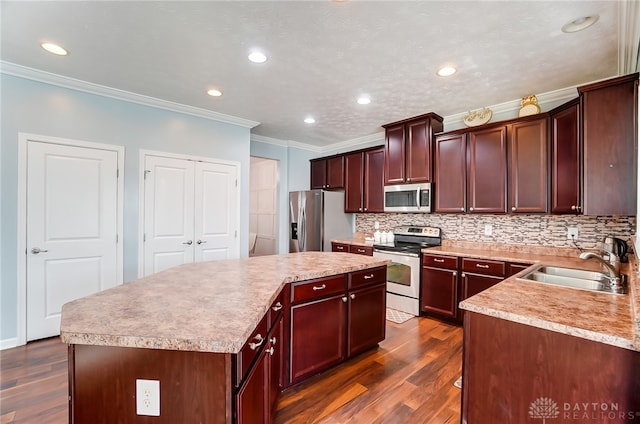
[462,312,640,423]
[289,294,347,384]
[461,272,503,300]
[421,266,459,319]
[236,347,268,424]
[347,283,386,356]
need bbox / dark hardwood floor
[0,317,462,423]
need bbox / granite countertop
[60,252,389,354]
[428,241,639,352]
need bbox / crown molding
[0,61,260,129]
[319,131,385,154]
[444,85,579,129]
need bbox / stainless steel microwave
[383,182,432,213]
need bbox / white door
[143,155,195,276]
[26,141,120,341]
[195,161,239,261]
[142,153,239,276]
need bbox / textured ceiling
[0,1,625,147]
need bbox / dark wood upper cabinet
[344,147,384,213]
[550,98,581,214]
[310,155,345,190]
[434,133,467,213]
[383,113,443,185]
[467,126,507,213]
[579,73,638,215]
[508,118,549,213]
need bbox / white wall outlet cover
[136,379,160,416]
[567,227,579,240]
[484,224,493,236]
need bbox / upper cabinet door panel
[326,156,345,189]
[551,100,580,214]
[434,134,467,213]
[406,119,431,183]
[508,118,549,213]
[580,74,638,215]
[384,124,406,185]
[344,152,364,213]
[310,159,327,189]
[468,127,507,213]
[363,148,385,213]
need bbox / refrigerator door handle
[299,206,306,251]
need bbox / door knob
[182,240,193,245]
[196,240,207,244]
[31,247,48,254]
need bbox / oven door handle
[373,249,419,258]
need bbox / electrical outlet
[567,227,579,240]
[484,224,493,236]
[136,379,160,416]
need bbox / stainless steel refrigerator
[289,190,354,252]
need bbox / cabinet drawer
[268,289,286,329]
[422,254,458,270]
[332,242,349,253]
[291,274,346,304]
[349,245,373,256]
[349,266,386,289]
[236,312,269,386]
[462,258,505,277]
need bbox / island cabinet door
[236,347,268,424]
[347,282,386,357]
[421,266,459,319]
[289,294,347,385]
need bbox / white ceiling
[1,1,636,148]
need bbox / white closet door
[26,141,119,341]
[143,156,195,276]
[194,161,239,261]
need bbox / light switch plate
[136,379,160,416]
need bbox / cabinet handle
[476,264,489,269]
[433,258,445,263]
[312,284,326,291]
[266,347,275,356]
[363,273,374,279]
[364,208,367,211]
[270,336,277,345]
[350,293,356,299]
[357,249,366,253]
[511,206,516,211]
[469,207,474,211]
[461,273,466,278]
[342,296,348,302]
[248,334,264,350]
[453,271,457,277]
[182,240,193,245]
[460,207,465,212]
[571,205,582,212]
[337,245,345,250]
[272,302,283,312]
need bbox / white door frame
[137,150,241,278]
[17,133,125,346]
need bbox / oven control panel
[394,226,441,238]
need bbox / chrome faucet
[579,251,620,281]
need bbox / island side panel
[462,312,640,424]
[69,344,232,424]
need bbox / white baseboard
[1,337,19,350]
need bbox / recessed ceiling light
[437,66,456,77]
[248,50,267,63]
[561,15,599,33]
[357,96,371,105]
[41,42,68,56]
[207,89,223,97]
[304,117,316,124]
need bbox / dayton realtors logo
[529,397,560,423]
[529,397,639,421]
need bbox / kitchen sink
[517,265,627,294]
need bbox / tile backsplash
[356,213,636,250]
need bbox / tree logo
[529,397,560,423]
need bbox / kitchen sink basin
[517,265,626,294]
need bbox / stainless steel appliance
[289,190,354,252]
[373,226,442,315]
[383,182,432,213]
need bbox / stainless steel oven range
[372,226,442,316]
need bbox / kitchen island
[60,252,389,424]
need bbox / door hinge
[235,179,238,187]
[143,233,146,242]
[235,230,238,238]
[144,170,151,179]
[116,234,119,243]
